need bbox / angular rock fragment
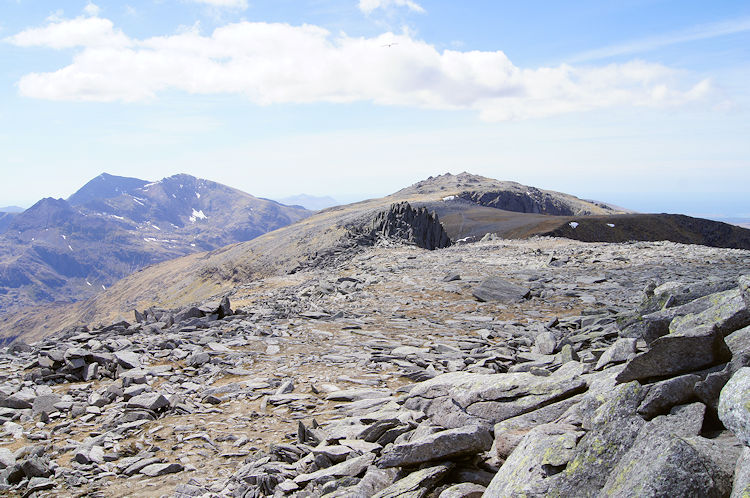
[472,277,530,303]
[616,327,731,383]
[377,425,492,468]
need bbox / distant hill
[0,173,310,314]
[0,213,18,234]
[0,206,25,213]
[275,194,339,211]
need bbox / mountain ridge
[0,173,310,315]
[2,172,749,342]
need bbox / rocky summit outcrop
[0,237,749,496]
[369,202,451,250]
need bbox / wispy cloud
[359,0,425,15]
[190,0,248,9]
[5,9,712,121]
[569,17,750,63]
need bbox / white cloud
[6,14,712,121]
[83,3,101,17]
[7,16,130,49]
[359,0,425,15]
[190,0,248,9]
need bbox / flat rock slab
[377,425,492,468]
[719,367,750,446]
[472,277,529,303]
[326,389,391,402]
[404,362,587,428]
[294,453,375,486]
[372,463,453,498]
[616,328,731,383]
[140,462,184,477]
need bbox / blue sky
[1,0,749,218]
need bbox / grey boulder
[377,425,492,468]
[472,277,530,303]
[719,367,750,446]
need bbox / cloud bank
[6,13,711,121]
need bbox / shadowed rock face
[458,189,582,216]
[369,202,451,250]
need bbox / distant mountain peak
[276,194,339,211]
[68,173,149,206]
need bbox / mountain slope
[0,173,310,314]
[2,172,749,342]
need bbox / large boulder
[670,288,750,337]
[484,423,583,497]
[719,367,750,446]
[376,425,492,468]
[616,326,731,383]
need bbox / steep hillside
[0,174,310,314]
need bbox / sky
[1,0,749,218]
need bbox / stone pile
[0,237,748,496]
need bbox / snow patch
[442,195,455,201]
[111,214,124,220]
[606,223,615,228]
[143,237,157,242]
[132,197,145,206]
[190,243,196,247]
[101,285,106,290]
[569,222,579,229]
[189,208,207,222]
[151,224,161,230]
[61,234,66,240]
[86,281,92,286]
[68,244,73,251]
[196,192,201,199]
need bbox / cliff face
[370,202,451,250]
[457,188,621,216]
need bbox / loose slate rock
[472,277,530,303]
[126,393,169,411]
[140,462,184,477]
[377,425,492,468]
[404,362,586,428]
